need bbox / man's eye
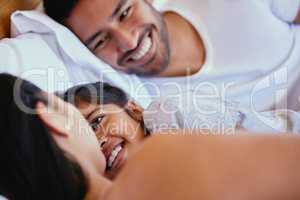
[94,35,109,50]
[119,6,132,21]
[90,116,104,131]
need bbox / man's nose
[113,29,139,52]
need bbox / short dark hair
[44,0,79,24]
[0,74,87,200]
[64,82,129,108]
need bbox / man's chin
[116,52,169,76]
[127,64,167,77]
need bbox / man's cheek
[98,51,117,66]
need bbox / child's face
[75,99,146,179]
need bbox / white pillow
[0,33,71,92]
[8,10,151,107]
[0,196,8,200]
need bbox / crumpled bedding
[143,91,300,135]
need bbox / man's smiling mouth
[120,26,155,67]
[128,31,153,62]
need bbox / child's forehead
[76,100,124,117]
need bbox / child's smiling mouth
[101,139,127,174]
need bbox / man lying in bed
[45,0,300,111]
[63,81,300,179]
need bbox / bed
[0,0,151,107]
[0,0,40,39]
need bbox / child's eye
[90,116,104,131]
[119,6,132,22]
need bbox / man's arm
[295,10,300,24]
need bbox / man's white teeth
[130,34,152,61]
[108,144,122,168]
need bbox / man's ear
[36,101,69,137]
[124,101,144,122]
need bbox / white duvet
[144,91,300,134]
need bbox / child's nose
[99,137,108,149]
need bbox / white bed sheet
[0,9,151,108]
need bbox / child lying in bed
[63,82,300,179]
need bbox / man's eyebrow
[84,31,102,47]
[110,0,128,19]
[84,0,128,46]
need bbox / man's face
[66,0,170,76]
